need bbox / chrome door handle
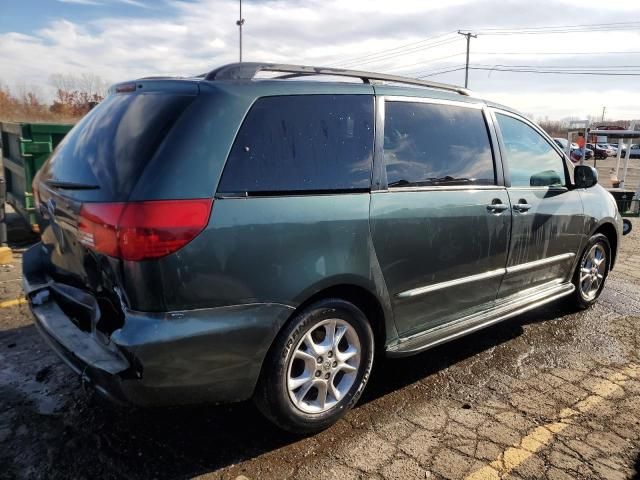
[487,200,509,213]
[513,201,532,212]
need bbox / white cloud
[2,0,640,119]
[115,0,150,8]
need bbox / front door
[493,111,585,299]
[370,97,511,337]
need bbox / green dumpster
[607,188,636,216]
[1,122,74,231]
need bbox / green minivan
[25,63,623,433]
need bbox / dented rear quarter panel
[153,193,397,343]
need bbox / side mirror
[574,165,598,188]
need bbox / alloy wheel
[286,319,361,414]
[579,243,607,301]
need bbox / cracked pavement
[2,213,640,479]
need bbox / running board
[386,282,575,357]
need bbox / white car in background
[621,144,640,159]
[598,144,616,156]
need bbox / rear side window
[383,102,495,187]
[496,113,566,187]
[217,95,374,194]
[43,93,195,200]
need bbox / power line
[473,20,640,32]
[416,66,640,79]
[473,20,640,35]
[478,26,640,35]
[329,31,457,68]
[418,66,467,78]
[470,67,640,76]
[326,20,640,76]
[330,31,455,67]
[471,63,640,70]
[388,52,466,73]
[332,36,461,69]
[406,58,640,78]
[474,50,640,56]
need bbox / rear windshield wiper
[45,180,100,190]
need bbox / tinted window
[218,95,374,194]
[42,93,195,200]
[383,102,495,187]
[496,113,566,187]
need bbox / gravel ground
[1,212,640,480]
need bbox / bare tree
[49,73,108,118]
[49,73,108,99]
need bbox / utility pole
[601,106,606,122]
[458,31,477,88]
[236,0,245,62]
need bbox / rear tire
[254,298,374,434]
[567,233,611,310]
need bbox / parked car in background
[598,143,616,156]
[621,144,640,159]
[24,62,624,433]
[587,143,609,160]
[553,138,593,161]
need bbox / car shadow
[362,298,573,403]
[0,298,573,479]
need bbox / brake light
[78,199,213,261]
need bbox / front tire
[567,233,611,310]
[254,298,374,433]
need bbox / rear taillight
[78,199,213,261]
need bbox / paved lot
[1,213,640,480]
[594,155,639,194]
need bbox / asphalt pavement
[2,212,640,480]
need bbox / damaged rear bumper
[23,243,294,407]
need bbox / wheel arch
[289,284,389,353]
[592,222,618,270]
[251,282,392,401]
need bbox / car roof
[114,62,533,118]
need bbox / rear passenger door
[492,111,584,299]
[370,96,511,337]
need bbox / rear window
[217,95,374,195]
[42,93,195,200]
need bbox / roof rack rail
[204,62,472,96]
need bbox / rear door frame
[369,92,513,337]
[371,95,507,190]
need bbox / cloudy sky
[1,0,640,120]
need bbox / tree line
[537,118,635,138]
[0,73,107,123]
[0,76,635,133]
